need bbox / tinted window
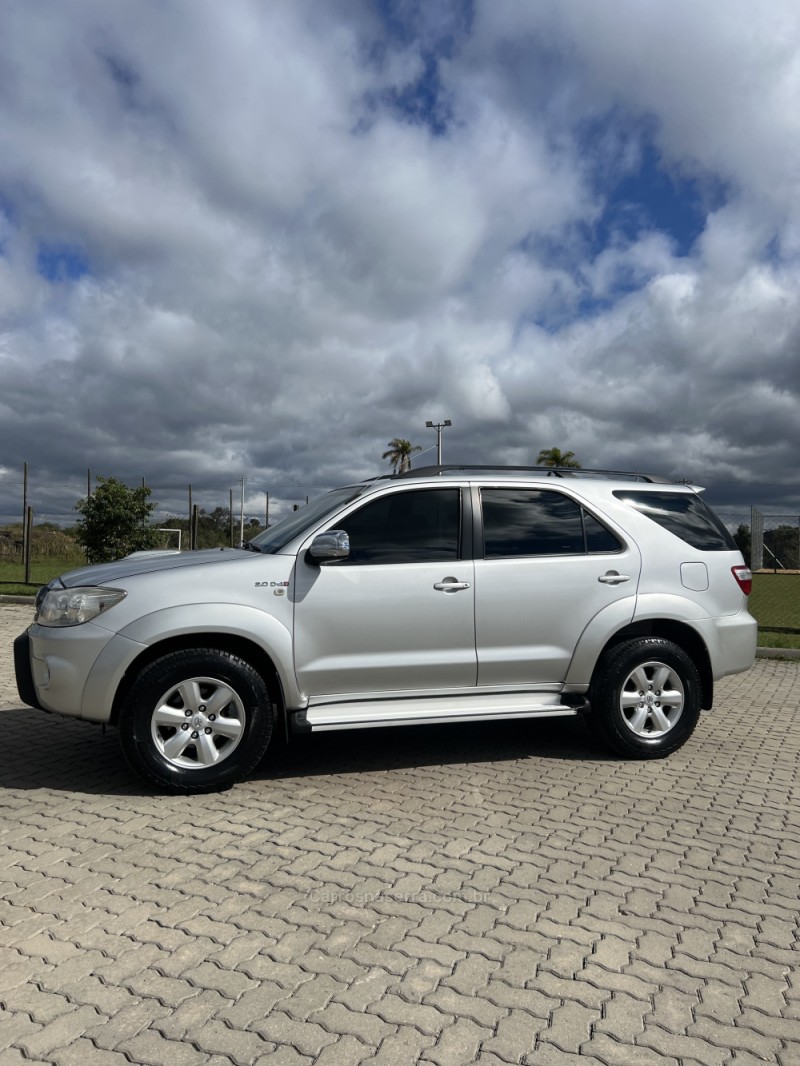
[482,489,622,557]
[584,510,623,553]
[613,491,736,551]
[482,489,584,556]
[333,488,460,564]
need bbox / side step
[293,692,588,732]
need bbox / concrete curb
[756,645,800,660]
[0,595,36,605]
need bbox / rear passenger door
[474,486,641,687]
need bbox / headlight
[36,587,127,627]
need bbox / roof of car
[371,464,678,485]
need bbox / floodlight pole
[425,419,452,465]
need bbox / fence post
[751,506,764,571]
[191,505,198,551]
[85,470,92,562]
[239,478,245,548]
[24,506,33,584]
[22,462,28,563]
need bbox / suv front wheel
[119,648,274,793]
[589,638,702,758]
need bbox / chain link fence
[745,508,800,640]
[0,472,319,590]
[750,507,800,572]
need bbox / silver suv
[15,465,757,793]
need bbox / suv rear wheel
[119,648,274,793]
[589,638,701,758]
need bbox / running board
[293,693,587,732]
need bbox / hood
[56,548,254,588]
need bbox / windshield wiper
[239,541,262,553]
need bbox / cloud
[0,0,798,527]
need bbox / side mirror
[307,529,350,563]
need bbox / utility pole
[425,419,452,465]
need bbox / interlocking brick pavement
[1,602,799,1065]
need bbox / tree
[160,508,266,549]
[75,477,159,563]
[733,524,752,567]
[163,507,232,549]
[382,438,423,473]
[763,524,800,570]
[536,447,581,468]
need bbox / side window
[481,489,621,557]
[482,489,584,557]
[583,510,623,553]
[612,491,737,551]
[333,488,461,564]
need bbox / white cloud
[0,0,798,523]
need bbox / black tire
[588,638,701,758]
[119,648,274,793]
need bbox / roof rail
[385,464,671,483]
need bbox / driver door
[293,487,476,698]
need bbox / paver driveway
[1,602,798,1065]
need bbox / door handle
[598,571,630,585]
[434,577,471,592]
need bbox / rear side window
[613,491,736,551]
[481,488,622,557]
[584,510,622,553]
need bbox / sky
[1,0,799,527]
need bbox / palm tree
[536,446,581,469]
[382,438,423,474]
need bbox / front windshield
[248,486,366,554]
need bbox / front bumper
[14,631,44,711]
[18,621,119,719]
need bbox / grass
[755,631,800,649]
[749,572,800,625]
[749,572,800,648]
[3,556,799,649]
[0,556,85,597]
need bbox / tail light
[731,565,752,596]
